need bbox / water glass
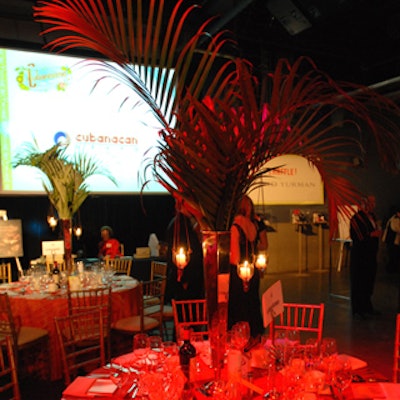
[332,357,352,399]
[133,333,149,356]
[148,335,163,353]
[321,337,337,358]
[231,321,250,352]
[163,341,178,357]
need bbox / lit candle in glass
[74,226,82,238]
[237,261,254,281]
[47,216,58,229]
[237,261,254,292]
[255,254,267,271]
[175,247,188,269]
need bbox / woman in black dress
[228,195,268,338]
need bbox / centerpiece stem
[201,230,231,378]
[61,218,73,272]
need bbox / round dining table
[59,340,397,400]
[0,275,139,381]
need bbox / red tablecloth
[7,284,138,381]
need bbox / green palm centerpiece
[13,141,116,270]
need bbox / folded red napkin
[63,376,118,398]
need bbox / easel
[0,210,24,277]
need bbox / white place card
[41,240,64,256]
[262,280,284,328]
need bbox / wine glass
[332,357,352,399]
[230,321,250,352]
[147,335,164,367]
[321,337,337,358]
[133,333,149,368]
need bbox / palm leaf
[33,0,234,131]
[147,59,400,233]
[13,141,115,219]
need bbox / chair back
[129,279,166,333]
[0,293,50,380]
[270,302,325,344]
[0,263,12,283]
[104,256,133,276]
[142,278,166,328]
[112,279,165,344]
[55,308,106,386]
[172,299,208,341]
[0,335,20,400]
[0,294,19,355]
[394,313,400,382]
[67,286,112,361]
[150,261,167,280]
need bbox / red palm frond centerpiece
[34,0,400,380]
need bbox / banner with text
[249,154,324,205]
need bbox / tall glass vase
[61,218,73,272]
[201,230,230,379]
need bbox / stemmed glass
[147,335,164,368]
[230,321,250,352]
[133,333,150,369]
[331,357,352,399]
[321,337,337,358]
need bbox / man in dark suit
[350,195,381,319]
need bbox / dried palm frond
[32,1,400,237]
[33,0,234,131]
[146,59,400,233]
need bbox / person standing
[98,225,121,259]
[228,195,267,338]
[382,207,400,274]
[349,195,381,319]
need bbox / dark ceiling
[1,0,400,87]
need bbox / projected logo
[54,131,69,145]
[15,63,72,91]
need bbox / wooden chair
[0,335,20,400]
[172,299,209,342]
[0,263,12,283]
[55,308,106,386]
[104,256,133,276]
[150,261,167,280]
[149,261,174,339]
[0,293,49,379]
[393,313,400,382]
[269,303,325,344]
[112,279,164,339]
[67,286,112,362]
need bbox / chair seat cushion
[143,296,160,307]
[162,305,173,318]
[0,327,50,350]
[112,316,159,333]
[144,305,161,316]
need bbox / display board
[0,47,174,194]
[249,154,324,205]
[0,219,23,257]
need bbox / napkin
[338,354,368,370]
[63,376,118,398]
[87,379,118,395]
[351,383,386,399]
